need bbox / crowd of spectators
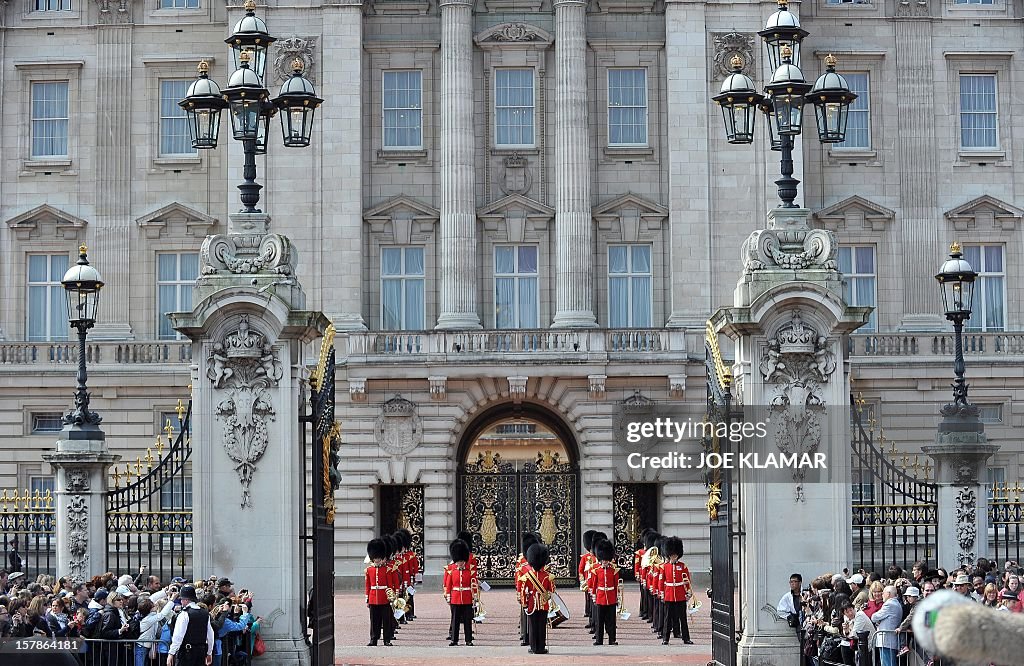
[781,557,1024,666]
[0,567,263,666]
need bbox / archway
[456,402,580,585]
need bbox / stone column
[320,0,367,331]
[551,0,596,328]
[43,424,119,584]
[171,213,328,666]
[923,413,998,569]
[713,207,871,666]
[435,0,480,330]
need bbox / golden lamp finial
[197,60,210,75]
[244,0,256,11]
[780,44,793,60]
[79,243,88,255]
[824,54,837,68]
[291,58,304,72]
[950,241,962,255]
[730,54,744,70]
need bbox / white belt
[665,582,686,587]
[370,586,388,590]
[453,587,472,591]
[598,586,615,591]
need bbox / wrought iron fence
[106,399,192,583]
[0,488,56,579]
[988,481,1024,565]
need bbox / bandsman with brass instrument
[587,538,620,645]
[516,532,540,646]
[579,530,597,633]
[395,529,418,621]
[443,539,475,646]
[383,535,403,636]
[364,538,398,646]
[639,531,660,623]
[634,528,653,620]
[660,536,695,644]
[646,536,666,636]
[520,542,555,655]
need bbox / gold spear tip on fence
[176,399,186,422]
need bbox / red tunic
[519,566,555,614]
[633,548,645,579]
[587,563,620,606]
[649,563,664,598]
[444,563,475,605]
[365,564,399,605]
[662,561,691,602]
[407,551,420,582]
[578,552,596,585]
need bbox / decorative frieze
[588,374,607,399]
[349,378,367,401]
[429,376,447,400]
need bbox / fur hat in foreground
[367,538,386,561]
[526,543,550,571]
[450,539,470,563]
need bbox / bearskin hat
[367,538,387,561]
[450,538,470,563]
[582,529,598,552]
[594,539,615,563]
[381,534,396,559]
[457,531,475,552]
[522,531,540,554]
[526,543,550,571]
[593,531,609,547]
[395,529,413,549]
[665,536,684,559]
[644,531,660,549]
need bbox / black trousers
[663,600,690,640]
[520,607,529,643]
[527,611,547,653]
[640,585,648,618]
[584,590,592,620]
[407,592,415,618]
[594,603,617,644]
[369,604,393,643]
[174,644,209,666]
[652,596,662,631]
[449,603,473,643]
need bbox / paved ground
[334,583,714,665]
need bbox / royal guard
[382,535,402,636]
[444,539,476,646]
[635,528,652,620]
[641,531,659,625]
[661,536,694,644]
[517,532,540,646]
[457,531,479,574]
[365,538,398,646]
[587,539,620,646]
[648,536,666,637]
[395,529,417,621]
[401,529,419,620]
[520,543,555,655]
[580,530,597,632]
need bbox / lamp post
[60,244,105,439]
[178,0,323,214]
[711,0,857,208]
[935,241,982,427]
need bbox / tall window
[962,245,1005,332]
[159,80,196,156]
[30,82,69,158]
[160,0,199,7]
[608,69,648,146]
[157,253,199,340]
[27,254,69,342]
[495,69,534,147]
[34,0,72,10]
[955,0,993,4]
[838,246,877,332]
[986,467,1005,501]
[959,74,997,149]
[495,246,539,329]
[383,71,422,149]
[160,478,193,510]
[381,247,425,330]
[835,72,869,149]
[608,245,652,328]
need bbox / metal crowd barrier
[80,638,169,666]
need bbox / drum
[547,592,570,628]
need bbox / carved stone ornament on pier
[273,37,318,85]
[741,213,838,274]
[207,315,284,508]
[954,486,977,567]
[67,494,89,583]
[760,311,837,492]
[200,232,295,276]
[712,33,756,81]
[95,0,132,24]
[375,395,422,456]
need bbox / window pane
[631,245,651,273]
[381,248,402,276]
[50,254,69,282]
[963,245,981,270]
[404,247,424,275]
[518,246,538,274]
[496,277,515,329]
[495,69,534,146]
[984,245,1002,273]
[160,80,195,155]
[608,246,628,273]
[404,279,424,329]
[495,246,514,274]
[608,69,648,146]
[960,74,997,149]
[854,246,874,274]
[836,73,869,149]
[519,277,538,328]
[382,279,402,329]
[158,253,178,281]
[984,276,1004,331]
[631,276,652,327]
[158,285,178,338]
[180,253,199,280]
[383,71,423,149]
[609,276,629,327]
[29,255,49,282]
[28,286,47,341]
[838,246,852,274]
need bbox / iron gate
[612,483,658,579]
[850,393,938,573]
[379,484,425,566]
[706,322,738,666]
[302,325,338,666]
[458,450,579,584]
[106,399,192,582]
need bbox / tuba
[641,545,660,569]
[472,578,486,623]
[386,588,406,619]
[616,579,631,620]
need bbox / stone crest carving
[67,468,90,493]
[500,152,533,196]
[618,392,658,453]
[954,486,977,567]
[374,396,422,456]
[208,315,283,508]
[200,232,295,276]
[491,23,541,41]
[67,495,89,582]
[96,0,131,24]
[760,312,837,490]
[274,36,318,84]
[712,33,756,81]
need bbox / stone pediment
[6,204,87,241]
[813,195,895,232]
[945,195,1023,231]
[475,23,553,49]
[136,202,218,239]
[592,193,667,242]
[364,196,439,245]
[478,194,554,244]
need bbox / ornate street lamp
[935,242,979,417]
[179,1,323,213]
[60,245,104,436]
[711,0,856,208]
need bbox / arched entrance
[456,403,580,584]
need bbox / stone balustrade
[848,332,1024,358]
[0,341,191,366]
